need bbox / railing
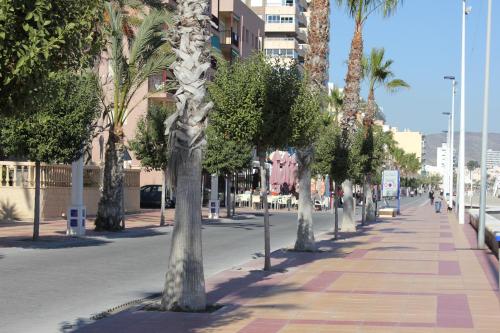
[0,161,140,188]
[231,31,239,47]
[148,74,166,93]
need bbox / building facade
[486,149,500,169]
[91,0,265,186]
[392,128,425,163]
[246,0,309,66]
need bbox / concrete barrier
[469,209,500,258]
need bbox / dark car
[140,185,175,208]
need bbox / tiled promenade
[78,203,500,332]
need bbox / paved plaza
[75,202,500,333]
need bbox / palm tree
[161,0,213,311]
[293,0,330,251]
[95,2,174,231]
[363,47,409,121]
[336,0,403,131]
[361,47,408,222]
[336,0,403,232]
[329,85,344,120]
[467,160,479,207]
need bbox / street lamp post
[442,115,451,205]
[444,76,456,210]
[458,0,472,224]
[478,0,493,249]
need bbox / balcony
[297,12,307,27]
[148,73,174,103]
[264,37,298,50]
[296,29,307,43]
[297,43,309,57]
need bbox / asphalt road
[0,196,426,333]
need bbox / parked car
[140,185,175,208]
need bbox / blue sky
[328,0,500,135]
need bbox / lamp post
[442,116,451,203]
[458,1,472,224]
[478,0,493,249]
[444,76,456,210]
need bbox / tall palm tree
[294,0,330,251]
[336,0,403,232]
[95,2,174,231]
[161,0,213,311]
[336,0,403,131]
[363,47,409,121]
[361,47,409,222]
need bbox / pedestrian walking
[429,189,435,205]
[434,191,444,213]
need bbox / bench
[379,208,397,217]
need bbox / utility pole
[458,0,471,224]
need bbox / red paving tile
[68,203,500,332]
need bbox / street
[0,196,424,333]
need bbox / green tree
[161,0,213,311]
[208,54,300,269]
[205,58,261,219]
[95,3,174,231]
[129,104,174,226]
[0,71,100,240]
[0,0,103,113]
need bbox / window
[266,15,279,23]
[264,48,296,58]
[245,29,249,44]
[266,15,294,24]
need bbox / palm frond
[129,9,170,68]
[386,79,410,93]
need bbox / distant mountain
[424,132,500,166]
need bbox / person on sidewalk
[429,189,435,206]
[434,191,444,213]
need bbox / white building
[486,149,500,169]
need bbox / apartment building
[246,0,309,66]
[91,0,264,186]
[392,128,424,163]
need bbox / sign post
[382,170,401,215]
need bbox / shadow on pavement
[0,235,110,249]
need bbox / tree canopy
[129,103,173,171]
[0,0,103,112]
[0,71,101,162]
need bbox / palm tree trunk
[361,176,366,226]
[342,179,355,232]
[259,153,271,271]
[33,161,41,240]
[160,168,167,226]
[162,148,206,311]
[162,0,211,311]
[365,173,376,222]
[294,147,315,251]
[95,128,124,231]
[340,21,363,132]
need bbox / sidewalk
[73,202,500,333]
